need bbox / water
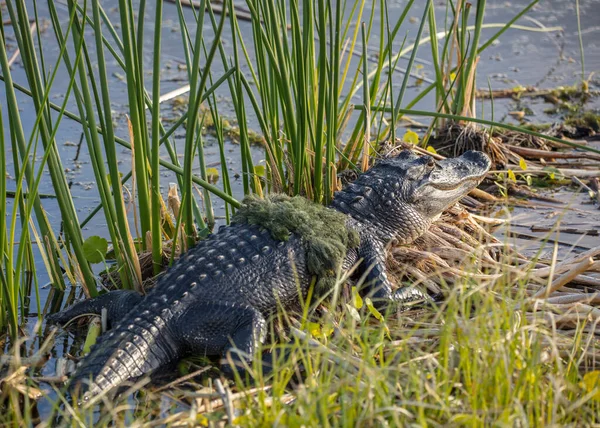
[1,0,599,420]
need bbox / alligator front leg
[356,237,429,311]
[175,302,267,378]
[46,290,143,328]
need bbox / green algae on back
[232,194,360,294]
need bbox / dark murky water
[1,0,600,419]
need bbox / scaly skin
[47,150,491,402]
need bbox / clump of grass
[233,194,359,293]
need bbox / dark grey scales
[47,150,491,402]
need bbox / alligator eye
[427,158,435,168]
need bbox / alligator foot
[393,286,435,312]
[46,290,143,328]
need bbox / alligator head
[332,150,491,244]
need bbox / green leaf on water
[402,130,419,145]
[83,236,108,264]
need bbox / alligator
[47,149,491,403]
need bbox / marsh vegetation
[1,0,600,425]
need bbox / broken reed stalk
[532,247,600,278]
[533,257,596,299]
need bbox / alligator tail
[69,309,178,403]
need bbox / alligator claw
[393,286,433,312]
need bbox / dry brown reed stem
[505,165,600,178]
[531,247,600,278]
[569,275,600,288]
[546,303,600,320]
[544,294,600,305]
[154,366,212,393]
[401,266,442,294]
[182,386,275,418]
[507,144,600,162]
[7,22,36,67]
[0,325,56,367]
[289,328,363,375]
[525,312,599,329]
[214,378,235,425]
[468,212,507,226]
[533,257,596,299]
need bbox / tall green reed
[0,0,236,337]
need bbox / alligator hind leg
[220,308,268,378]
[175,303,267,378]
[46,290,143,328]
